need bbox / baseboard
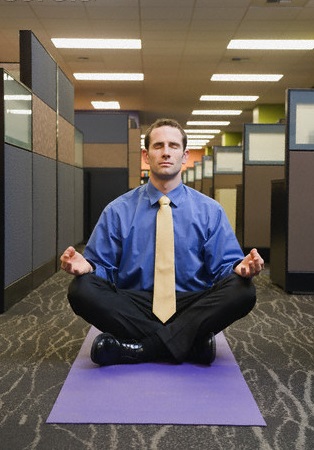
[2,258,57,313]
[3,272,33,312]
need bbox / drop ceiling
[0,0,314,145]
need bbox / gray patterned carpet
[0,268,313,450]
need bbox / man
[60,118,264,367]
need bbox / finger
[60,261,70,271]
[241,265,250,278]
[68,246,76,256]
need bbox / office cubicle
[194,161,202,191]
[271,89,314,293]
[242,124,285,261]
[201,155,213,197]
[213,146,242,232]
[1,31,83,313]
[186,167,195,188]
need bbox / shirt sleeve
[83,206,121,283]
[203,205,244,284]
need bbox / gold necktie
[153,195,176,323]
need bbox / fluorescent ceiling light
[52,38,141,49]
[74,73,144,81]
[200,95,258,101]
[192,110,242,115]
[91,101,120,109]
[188,140,210,145]
[211,74,283,82]
[4,94,32,101]
[228,39,314,50]
[185,129,221,134]
[187,135,215,139]
[187,121,230,126]
[6,109,32,115]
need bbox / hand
[234,248,264,278]
[60,246,93,276]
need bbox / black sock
[141,334,176,363]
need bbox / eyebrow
[152,140,182,147]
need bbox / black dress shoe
[90,333,144,366]
[188,333,216,365]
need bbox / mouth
[159,162,172,167]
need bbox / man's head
[142,118,189,188]
[144,118,187,151]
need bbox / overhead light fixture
[192,110,242,115]
[52,38,141,49]
[4,94,32,101]
[188,139,210,146]
[91,101,120,109]
[200,95,258,101]
[74,73,144,81]
[185,129,221,134]
[227,39,314,50]
[6,109,32,115]
[211,74,283,82]
[187,134,215,139]
[187,121,230,126]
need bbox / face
[142,126,189,182]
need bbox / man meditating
[60,118,264,367]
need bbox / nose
[161,144,171,156]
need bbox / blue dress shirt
[84,181,244,292]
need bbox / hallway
[0,267,313,449]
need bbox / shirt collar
[146,179,185,207]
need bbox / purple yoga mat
[47,327,266,426]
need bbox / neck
[149,174,182,194]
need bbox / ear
[142,148,150,165]
[182,149,189,164]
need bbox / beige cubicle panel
[213,146,242,232]
[201,155,213,197]
[186,167,195,188]
[194,161,202,191]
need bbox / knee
[67,274,91,313]
[233,275,256,314]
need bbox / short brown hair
[144,118,187,150]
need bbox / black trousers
[68,273,256,362]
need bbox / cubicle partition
[213,146,242,232]
[74,111,134,240]
[194,161,202,191]
[186,167,195,188]
[242,124,285,261]
[201,155,213,197]
[1,71,33,309]
[270,89,314,293]
[0,31,83,313]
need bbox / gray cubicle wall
[4,143,33,291]
[213,146,243,232]
[242,124,285,262]
[271,89,314,293]
[1,70,34,311]
[57,66,83,255]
